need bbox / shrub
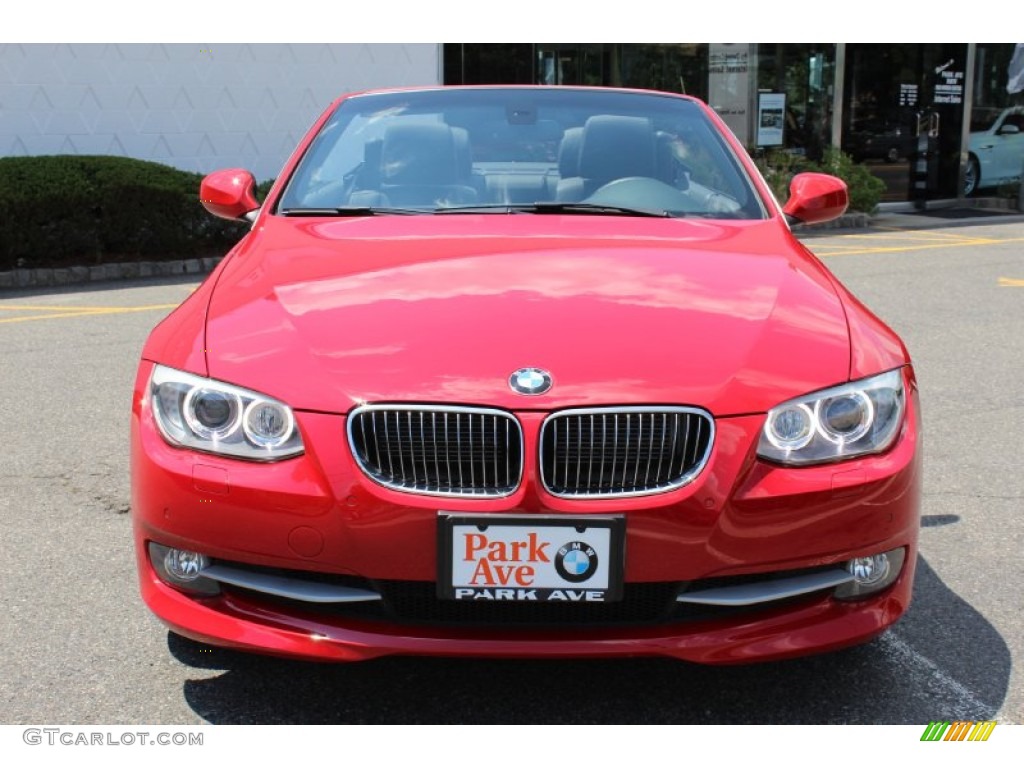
[752,149,814,206]
[753,147,886,215]
[0,156,273,271]
[813,147,887,214]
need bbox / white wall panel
[0,43,440,181]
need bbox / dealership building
[1,43,1021,206]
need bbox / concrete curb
[0,256,222,290]
[3,207,1021,290]
[793,212,873,233]
[795,209,1024,237]
[1,213,873,291]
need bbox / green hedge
[0,149,881,271]
[754,147,886,215]
[0,156,273,271]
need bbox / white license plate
[438,515,624,602]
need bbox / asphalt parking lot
[1,219,1022,725]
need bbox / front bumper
[131,361,922,664]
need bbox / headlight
[149,364,304,461]
[757,369,905,466]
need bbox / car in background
[965,106,1024,195]
[844,116,916,164]
[132,86,922,664]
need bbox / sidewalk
[797,202,1024,237]
[870,207,1024,231]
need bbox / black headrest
[381,123,460,185]
[578,116,656,184]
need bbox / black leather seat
[372,123,478,207]
[557,126,583,180]
[556,116,657,201]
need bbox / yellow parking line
[0,305,115,312]
[998,277,1024,287]
[811,236,1024,259]
[836,232,975,243]
[0,303,180,324]
[813,242,982,257]
[0,303,180,312]
[863,226,983,241]
[0,311,109,324]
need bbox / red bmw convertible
[131,86,921,664]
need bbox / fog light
[165,548,208,581]
[834,547,905,601]
[148,542,220,596]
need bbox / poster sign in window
[756,92,786,147]
[899,83,918,107]
[709,44,751,145]
[933,59,964,105]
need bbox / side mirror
[200,169,260,221]
[996,123,1020,136]
[782,172,849,225]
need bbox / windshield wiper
[279,206,423,217]
[433,202,674,218]
[281,202,675,218]
[520,202,674,217]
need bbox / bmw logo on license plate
[555,541,599,583]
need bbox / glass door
[842,44,967,202]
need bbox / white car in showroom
[965,106,1024,196]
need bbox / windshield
[971,107,1003,133]
[971,106,1024,134]
[278,88,766,219]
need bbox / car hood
[204,215,850,415]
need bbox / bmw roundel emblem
[509,367,552,396]
[555,541,599,583]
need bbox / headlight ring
[757,368,905,466]
[149,365,304,461]
[183,387,244,441]
[764,403,815,451]
[815,390,874,445]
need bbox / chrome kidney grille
[540,407,714,498]
[348,405,523,497]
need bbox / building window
[443,44,708,102]
[756,44,835,161]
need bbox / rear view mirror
[200,169,260,221]
[782,172,849,225]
